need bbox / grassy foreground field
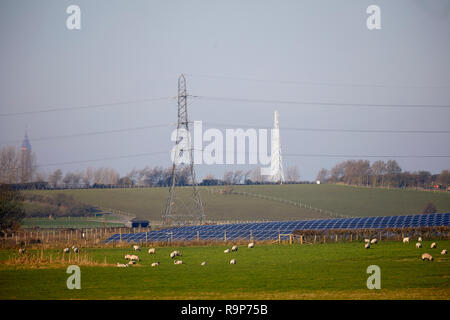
[26,184,450,222]
[0,241,449,299]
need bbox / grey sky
[0,0,449,181]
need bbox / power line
[0,96,176,117]
[191,95,450,109]
[284,153,450,158]
[203,122,450,134]
[185,73,450,89]
[28,151,169,169]
[0,123,175,145]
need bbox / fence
[292,226,450,244]
[1,226,151,247]
[205,188,349,218]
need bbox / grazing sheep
[431,242,437,249]
[224,249,230,253]
[201,261,207,266]
[117,263,129,268]
[370,239,378,244]
[230,259,236,264]
[148,248,156,254]
[133,245,141,251]
[73,246,79,253]
[174,260,183,265]
[128,260,136,265]
[63,247,70,253]
[125,254,132,260]
[364,239,370,243]
[365,243,370,249]
[170,251,176,259]
[175,250,182,256]
[18,248,26,254]
[403,237,410,244]
[231,245,238,252]
[441,249,447,255]
[416,242,422,248]
[418,237,422,242]
[129,255,140,261]
[421,253,433,261]
[248,242,254,249]
[151,262,160,267]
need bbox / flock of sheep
[364,236,447,261]
[116,242,255,268]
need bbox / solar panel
[103,212,450,243]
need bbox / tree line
[316,160,450,190]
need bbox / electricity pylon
[270,110,285,184]
[162,74,205,225]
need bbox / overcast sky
[0,0,449,181]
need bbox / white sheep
[63,248,70,253]
[128,260,136,265]
[421,253,433,261]
[441,249,447,255]
[170,251,176,259]
[224,249,230,253]
[174,259,183,265]
[416,242,422,248]
[248,242,254,248]
[125,254,132,260]
[403,237,410,244]
[365,243,370,249]
[364,239,370,243]
[148,248,156,254]
[129,255,140,261]
[151,262,160,267]
[18,248,26,254]
[201,261,207,266]
[133,245,141,251]
[73,246,79,253]
[230,259,236,264]
[117,263,129,268]
[231,245,238,252]
[418,237,422,242]
[370,239,378,244]
[431,242,437,249]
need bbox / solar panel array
[104,212,450,243]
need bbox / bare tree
[232,170,244,184]
[223,171,234,185]
[82,167,94,187]
[286,166,300,182]
[316,168,328,183]
[250,167,266,183]
[0,146,19,183]
[49,169,63,188]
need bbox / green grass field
[21,217,125,229]
[0,241,449,299]
[25,184,450,223]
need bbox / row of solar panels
[104,212,450,243]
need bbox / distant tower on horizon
[270,110,285,184]
[20,131,33,183]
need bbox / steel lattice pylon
[162,74,205,226]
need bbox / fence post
[197,231,199,241]
[224,231,227,242]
